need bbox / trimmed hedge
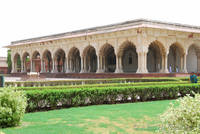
[14,81,189,91]
[5,78,181,87]
[24,83,200,112]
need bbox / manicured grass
[2,100,174,134]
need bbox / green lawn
[2,100,174,134]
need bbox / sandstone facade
[6,19,200,74]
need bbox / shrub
[14,81,189,91]
[159,93,200,134]
[25,83,200,112]
[5,77,180,87]
[0,88,27,128]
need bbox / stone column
[115,56,123,73]
[119,56,123,71]
[88,56,91,72]
[33,61,36,72]
[136,51,148,73]
[96,55,101,73]
[20,60,24,73]
[54,60,58,73]
[103,56,106,72]
[84,56,87,72]
[160,52,169,73]
[164,53,169,73]
[80,56,85,73]
[40,59,44,73]
[24,60,27,72]
[160,55,164,73]
[43,61,46,72]
[65,57,70,73]
[62,59,64,73]
[30,59,33,72]
[11,59,15,73]
[69,58,73,72]
[182,53,187,73]
[51,58,55,73]
[96,55,104,73]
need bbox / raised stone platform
[11,73,190,79]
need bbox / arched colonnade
[12,41,200,74]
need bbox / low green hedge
[24,83,200,112]
[14,81,190,91]
[5,78,181,87]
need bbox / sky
[0,0,200,57]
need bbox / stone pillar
[160,55,164,73]
[43,61,46,72]
[164,54,169,73]
[103,56,106,72]
[96,55,101,73]
[69,58,73,72]
[40,59,44,73]
[160,52,169,73]
[51,58,55,73]
[11,59,15,73]
[65,57,70,73]
[30,59,33,72]
[24,60,27,72]
[115,56,123,73]
[84,56,87,72]
[96,55,104,73]
[182,53,187,73]
[20,60,24,73]
[136,51,148,73]
[88,56,91,72]
[119,56,123,71]
[33,61,36,72]
[62,60,64,73]
[54,60,58,73]
[80,56,85,73]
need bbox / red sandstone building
[0,57,8,74]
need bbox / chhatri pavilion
[6,19,200,76]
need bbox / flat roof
[7,19,200,47]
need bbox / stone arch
[32,51,41,72]
[186,44,200,72]
[54,48,66,73]
[118,41,138,73]
[13,53,21,72]
[168,42,185,73]
[22,52,30,72]
[82,45,97,72]
[99,43,116,73]
[147,40,165,72]
[68,47,81,73]
[42,49,52,72]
